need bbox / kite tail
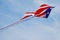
[20,12,35,20]
[0,12,34,30]
[0,16,33,30]
[20,15,32,20]
[0,20,21,30]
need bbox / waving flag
[21,4,55,20]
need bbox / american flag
[21,4,54,20]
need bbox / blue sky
[0,0,60,40]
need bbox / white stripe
[24,13,34,16]
[35,8,48,16]
[40,8,48,14]
[40,6,50,8]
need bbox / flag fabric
[21,4,54,20]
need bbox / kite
[0,4,55,30]
[21,4,55,20]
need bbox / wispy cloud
[0,0,60,40]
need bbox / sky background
[0,0,60,40]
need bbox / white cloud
[0,0,60,40]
